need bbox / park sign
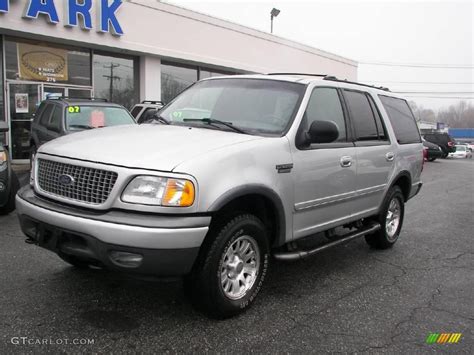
[0,0,124,36]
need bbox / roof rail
[323,76,390,92]
[47,96,108,102]
[141,100,165,105]
[266,73,328,77]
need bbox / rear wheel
[185,213,270,318]
[0,171,20,215]
[428,157,436,162]
[365,186,405,249]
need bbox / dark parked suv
[423,132,456,158]
[0,122,20,215]
[30,97,136,163]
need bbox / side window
[367,95,388,140]
[48,106,62,131]
[130,106,142,118]
[343,90,378,141]
[305,87,346,142]
[39,104,54,126]
[379,95,421,144]
[34,102,46,123]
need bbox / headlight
[121,176,195,207]
[0,151,6,165]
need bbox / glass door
[7,83,40,161]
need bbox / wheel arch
[208,184,286,247]
[389,171,412,202]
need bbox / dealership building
[0,0,357,162]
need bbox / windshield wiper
[182,118,247,134]
[68,124,94,130]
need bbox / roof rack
[47,96,108,102]
[141,100,165,105]
[323,76,390,91]
[266,73,328,77]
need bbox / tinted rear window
[379,96,421,144]
[65,106,135,131]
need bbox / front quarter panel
[173,136,294,244]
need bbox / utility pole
[103,63,121,102]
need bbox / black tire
[0,171,20,215]
[365,186,405,249]
[185,213,270,319]
[428,157,436,162]
[57,253,90,269]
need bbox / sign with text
[18,43,68,82]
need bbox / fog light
[109,251,143,268]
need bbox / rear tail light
[421,150,425,172]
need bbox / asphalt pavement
[1,158,473,353]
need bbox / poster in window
[15,93,29,113]
[17,43,68,82]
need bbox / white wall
[0,0,357,79]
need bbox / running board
[273,223,381,261]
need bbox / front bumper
[16,186,210,276]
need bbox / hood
[39,124,262,171]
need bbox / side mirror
[307,120,339,144]
[0,121,8,133]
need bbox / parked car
[130,100,165,124]
[422,138,443,162]
[17,74,423,318]
[423,132,456,158]
[448,145,472,159]
[455,142,473,152]
[30,97,136,164]
[0,122,20,215]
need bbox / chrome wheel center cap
[227,256,244,278]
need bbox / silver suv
[16,74,423,318]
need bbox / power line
[394,91,474,94]
[403,96,474,99]
[359,61,474,69]
[365,81,474,85]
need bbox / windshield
[159,78,306,135]
[66,105,135,131]
[456,146,466,151]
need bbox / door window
[344,90,379,141]
[379,95,421,144]
[39,104,54,126]
[48,106,63,131]
[304,87,346,142]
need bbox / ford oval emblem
[58,174,75,186]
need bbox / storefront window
[4,37,91,86]
[199,68,235,79]
[93,53,137,109]
[161,62,198,104]
[0,36,4,146]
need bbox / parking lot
[1,158,472,353]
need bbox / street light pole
[270,8,280,34]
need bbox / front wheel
[0,171,20,215]
[185,214,270,318]
[365,186,405,249]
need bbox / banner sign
[18,43,68,82]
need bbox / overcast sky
[165,0,473,113]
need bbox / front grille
[37,159,118,205]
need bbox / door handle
[340,156,352,168]
[386,152,395,162]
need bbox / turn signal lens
[163,179,195,207]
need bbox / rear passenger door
[342,90,394,214]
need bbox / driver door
[292,87,357,239]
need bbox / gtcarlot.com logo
[11,337,95,346]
